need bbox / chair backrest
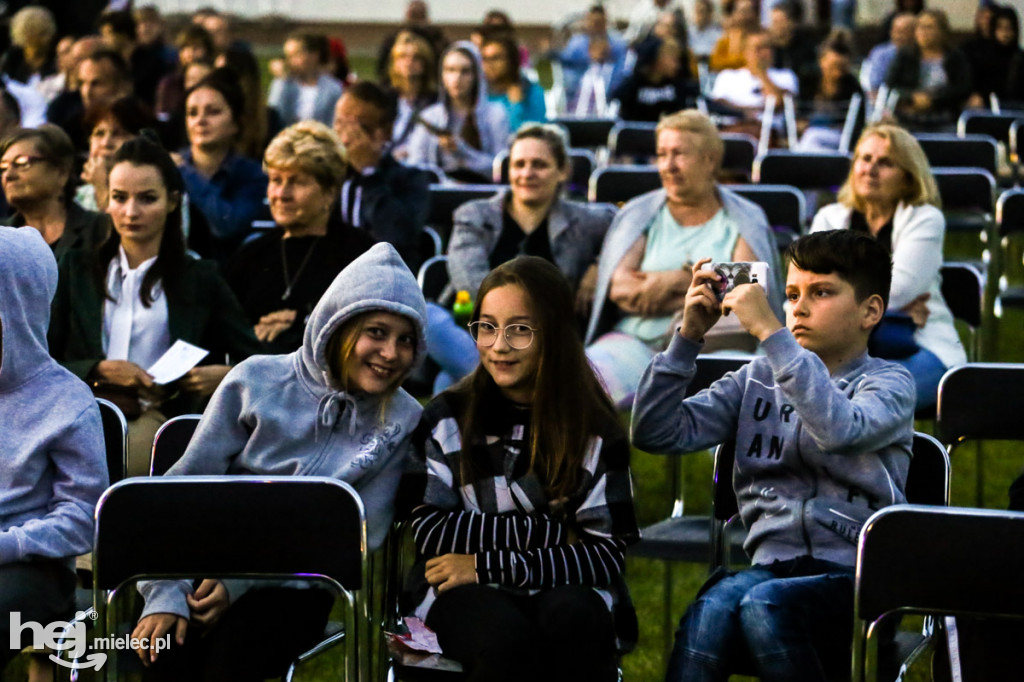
[588,165,660,204]
[149,415,201,476]
[93,476,366,592]
[417,254,450,302]
[958,111,1024,146]
[725,183,806,234]
[854,504,1024,634]
[753,150,852,190]
[997,187,1024,238]
[914,133,999,176]
[492,148,596,198]
[420,226,443,259]
[720,132,758,180]
[932,168,996,214]
[607,121,656,160]
[427,184,504,240]
[940,262,984,329]
[549,116,617,149]
[95,398,128,486]
[936,363,1024,445]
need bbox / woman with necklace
[225,121,376,354]
[48,132,260,476]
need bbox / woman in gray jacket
[427,123,615,391]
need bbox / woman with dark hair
[48,133,260,475]
[481,34,546,133]
[76,96,158,212]
[154,24,215,149]
[795,30,864,151]
[385,30,438,160]
[179,70,268,261]
[966,5,1024,108]
[215,45,282,159]
[610,36,698,122]
[0,124,109,263]
[406,255,639,682]
[406,41,509,183]
[884,8,971,129]
[709,0,758,71]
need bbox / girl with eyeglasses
[404,256,640,682]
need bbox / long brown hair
[451,256,621,501]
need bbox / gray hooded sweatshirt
[0,227,107,565]
[632,329,916,567]
[139,242,427,619]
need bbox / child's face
[476,284,540,403]
[784,264,879,370]
[342,312,416,394]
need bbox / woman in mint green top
[481,35,547,133]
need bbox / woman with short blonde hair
[656,109,725,172]
[226,121,375,353]
[812,124,964,409]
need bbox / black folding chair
[753,150,852,191]
[932,167,996,235]
[588,165,660,204]
[996,188,1024,318]
[91,476,368,682]
[914,133,1000,176]
[720,132,758,181]
[416,254,450,303]
[549,116,617,149]
[96,398,128,485]
[427,184,503,242]
[957,110,1024,148]
[940,262,984,361]
[726,183,806,252]
[936,362,1024,507]
[149,414,201,476]
[853,504,1024,682]
[607,120,656,161]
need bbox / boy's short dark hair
[346,80,398,131]
[785,230,892,311]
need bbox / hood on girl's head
[301,242,428,384]
[438,40,486,111]
[0,227,57,391]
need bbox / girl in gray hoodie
[132,242,427,681]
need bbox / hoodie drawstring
[315,389,359,441]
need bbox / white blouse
[102,246,171,371]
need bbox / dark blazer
[884,46,972,119]
[48,249,262,414]
[3,202,110,264]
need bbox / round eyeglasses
[467,321,538,350]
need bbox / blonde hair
[263,121,349,192]
[838,124,941,210]
[11,6,56,49]
[325,312,413,421]
[389,30,437,97]
[655,109,724,171]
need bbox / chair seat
[944,214,991,233]
[631,516,746,563]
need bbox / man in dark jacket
[333,80,431,272]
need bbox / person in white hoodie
[810,124,966,410]
[405,40,509,183]
[0,227,107,676]
[130,242,427,681]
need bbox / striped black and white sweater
[406,386,640,648]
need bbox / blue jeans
[425,302,479,393]
[665,557,854,682]
[893,347,947,411]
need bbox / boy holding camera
[632,230,916,682]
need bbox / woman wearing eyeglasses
[405,256,640,682]
[0,125,109,263]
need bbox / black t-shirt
[490,211,555,270]
[850,209,894,255]
[224,223,377,352]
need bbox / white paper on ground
[147,340,210,385]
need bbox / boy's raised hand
[678,259,723,342]
[722,280,782,341]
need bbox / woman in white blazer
[811,123,966,409]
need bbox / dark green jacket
[48,249,263,414]
[3,202,110,265]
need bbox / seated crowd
[0,0,1009,680]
